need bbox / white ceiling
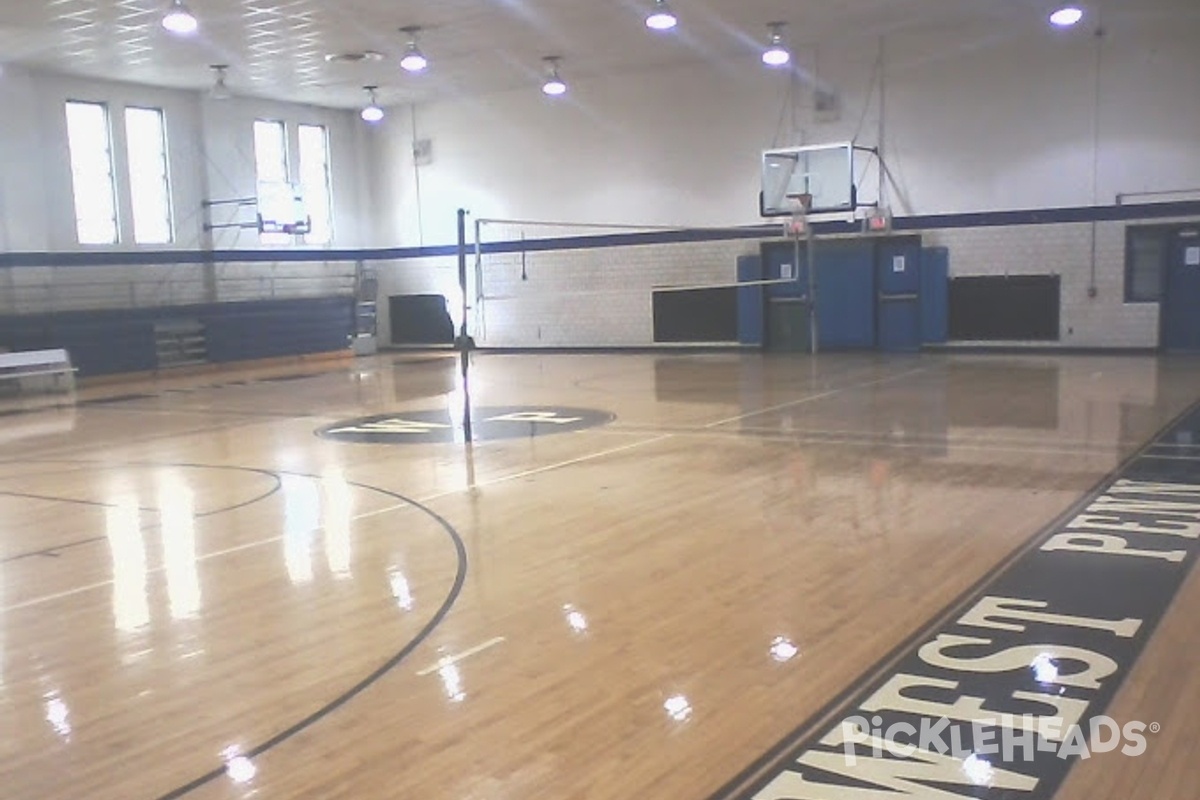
[0,0,1195,109]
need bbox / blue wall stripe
[1,200,1197,271]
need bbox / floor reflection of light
[962,753,995,786]
[664,694,692,722]
[563,604,588,634]
[770,636,800,663]
[221,746,257,785]
[281,475,318,584]
[158,475,201,620]
[321,468,353,579]
[44,691,71,740]
[389,569,414,611]
[1031,652,1059,684]
[439,663,466,703]
[106,494,150,631]
[447,386,468,445]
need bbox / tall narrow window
[125,107,173,244]
[253,119,291,245]
[1125,227,1168,303]
[65,101,119,244]
[298,124,333,245]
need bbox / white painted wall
[368,15,1200,244]
[0,66,52,252]
[0,66,369,254]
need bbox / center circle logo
[316,406,616,444]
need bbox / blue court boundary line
[1,200,1197,270]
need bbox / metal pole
[877,36,887,211]
[473,218,484,304]
[456,208,470,343]
[456,207,474,441]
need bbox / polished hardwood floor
[1,352,1198,799]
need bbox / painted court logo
[316,406,615,444]
[718,401,1200,800]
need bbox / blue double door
[758,236,937,352]
[1162,229,1200,352]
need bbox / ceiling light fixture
[208,64,232,100]
[162,0,199,36]
[541,56,567,96]
[399,26,428,73]
[762,22,791,67]
[1049,6,1085,28]
[361,86,384,123]
[646,0,678,31]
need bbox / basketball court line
[564,356,896,399]
[153,475,469,800]
[11,416,274,462]
[415,636,507,676]
[0,435,674,614]
[82,403,317,419]
[702,366,926,428]
[587,424,1128,459]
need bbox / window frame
[1125,224,1182,304]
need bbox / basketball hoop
[783,192,813,238]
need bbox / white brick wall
[928,217,1199,348]
[374,237,761,348]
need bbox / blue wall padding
[737,254,764,346]
[0,297,353,377]
[920,247,950,344]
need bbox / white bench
[0,349,78,394]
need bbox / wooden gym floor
[1,352,1198,799]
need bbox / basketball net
[783,192,813,239]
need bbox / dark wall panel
[389,294,455,345]
[652,287,738,343]
[948,275,1060,341]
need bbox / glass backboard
[760,142,856,217]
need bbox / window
[65,101,119,244]
[298,124,333,244]
[125,107,173,244]
[1126,227,1169,303]
[253,119,291,245]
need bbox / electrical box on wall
[814,88,841,123]
[413,138,434,166]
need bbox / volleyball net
[461,215,808,349]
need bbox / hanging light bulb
[645,0,678,31]
[208,65,232,100]
[1049,6,1085,27]
[162,0,199,36]
[541,57,567,96]
[762,22,791,67]
[399,26,428,73]
[361,86,384,123]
